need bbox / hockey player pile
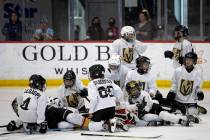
[4,25,207,135]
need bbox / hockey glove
[164,50,174,59]
[166,91,176,102]
[7,120,17,131]
[39,121,48,134]
[79,88,88,98]
[197,91,204,101]
[178,56,184,65]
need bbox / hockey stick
[0,125,7,128]
[81,133,162,139]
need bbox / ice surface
[0,87,210,140]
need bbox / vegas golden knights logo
[172,48,181,61]
[123,47,134,63]
[179,79,194,96]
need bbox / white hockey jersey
[110,38,147,69]
[172,39,195,68]
[127,90,156,113]
[57,77,85,110]
[171,66,203,103]
[18,88,47,124]
[125,70,157,96]
[104,65,130,89]
[88,78,124,114]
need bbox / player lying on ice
[123,80,192,127]
[6,74,90,134]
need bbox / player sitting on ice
[10,74,48,134]
[166,52,205,123]
[104,54,130,89]
[87,64,129,133]
[57,70,88,113]
[125,81,191,127]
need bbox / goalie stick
[81,132,162,139]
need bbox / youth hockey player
[125,81,190,127]
[104,54,130,89]
[166,52,204,123]
[57,70,88,113]
[7,96,90,133]
[124,55,165,105]
[110,26,147,69]
[16,74,48,134]
[87,64,128,132]
[164,25,195,68]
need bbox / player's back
[88,78,116,113]
[18,88,47,123]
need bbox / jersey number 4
[98,86,114,98]
[20,97,31,110]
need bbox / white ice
[0,87,210,140]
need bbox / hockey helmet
[184,52,198,66]
[174,25,189,40]
[126,81,142,98]
[63,70,76,88]
[29,74,46,91]
[136,56,151,74]
[120,26,136,42]
[89,64,105,79]
[108,55,121,70]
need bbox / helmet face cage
[63,70,76,88]
[174,25,189,39]
[184,52,198,67]
[29,74,46,91]
[89,64,105,79]
[136,56,151,73]
[108,55,121,70]
[120,26,136,42]
[126,81,141,99]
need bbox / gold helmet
[125,81,142,98]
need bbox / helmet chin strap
[137,68,146,75]
[185,65,194,73]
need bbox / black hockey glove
[197,91,204,101]
[39,121,48,134]
[164,50,174,59]
[166,91,176,102]
[79,88,88,98]
[7,120,17,131]
[136,98,147,119]
[178,56,184,65]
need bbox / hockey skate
[116,118,129,132]
[179,119,191,127]
[187,115,200,124]
[106,118,117,133]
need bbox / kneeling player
[87,64,128,133]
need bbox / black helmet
[184,52,198,65]
[29,74,46,91]
[89,64,105,79]
[174,25,189,37]
[63,70,76,81]
[136,56,151,74]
